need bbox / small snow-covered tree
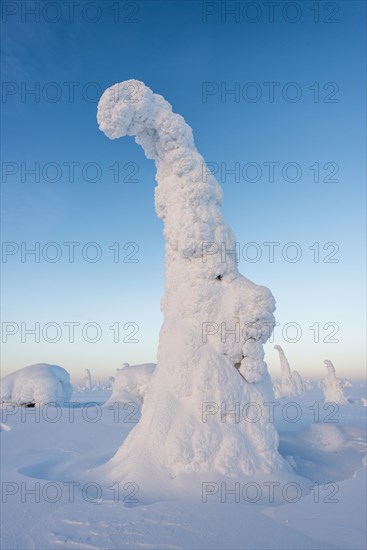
[303,378,313,391]
[292,370,304,395]
[319,360,347,404]
[97,80,293,499]
[84,369,92,391]
[272,380,282,399]
[104,363,156,407]
[274,345,299,397]
[107,376,115,391]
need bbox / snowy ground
[1,383,366,550]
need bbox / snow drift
[0,363,73,406]
[104,363,156,407]
[97,80,293,499]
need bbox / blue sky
[1,1,366,382]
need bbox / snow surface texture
[2,386,366,549]
[104,363,156,407]
[97,80,292,499]
[1,383,367,550]
[0,363,73,406]
[319,360,348,404]
[274,345,302,397]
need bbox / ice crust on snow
[104,363,156,407]
[97,80,291,496]
[0,363,73,406]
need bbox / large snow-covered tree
[97,80,293,498]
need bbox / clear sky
[1,1,366,383]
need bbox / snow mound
[308,424,346,452]
[0,422,11,432]
[103,363,156,407]
[0,364,73,406]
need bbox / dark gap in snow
[233,355,248,382]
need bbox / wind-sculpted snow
[97,80,292,499]
[319,360,348,404]
[0,363,73,406]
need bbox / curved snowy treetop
[97,80,274,326]
[97,81,230,260]
[97,80,196,164]
[98,80,275,380]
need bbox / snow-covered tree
[274,345,299,397]
[319,360,348,404]
[0,363,73,406]
[272,380,282,399]
[104,363,156,407]
[97,80,293,498]
[115,363,130,377]
[292,370,304,395]
[84,369,92,391]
